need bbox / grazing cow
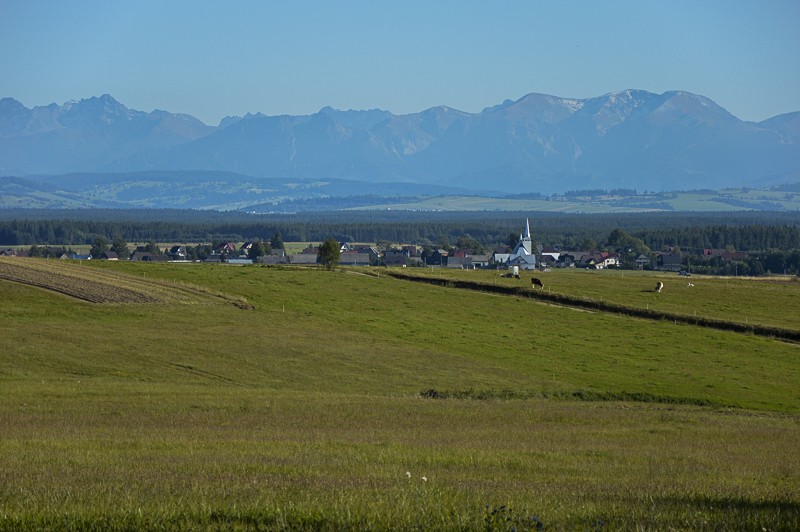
[655,281,664,293]
[532,277,544,289]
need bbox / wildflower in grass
[421,476,427,482]
[405,471,411,479]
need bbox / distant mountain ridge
[1,90,798,193]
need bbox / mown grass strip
[386,271,800,342]
[0,258,161,303]
[0,257,251,307]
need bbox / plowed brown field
[0,256,245,305]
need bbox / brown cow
[532,277,544,289]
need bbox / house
[168,245,187,260]
[60,252,88,260]
[492,252,511,266]
[540,246,561,262]
[0,248,18,256]
[99,251,119,261]
[656,252,682,272]
[129,251,165,262]
[446,256,474,269]
[470,254,491,268]
[557,252,579,268]
[214,242,237,255]
[258,254,290,265]
[635,254,651,269]
[507,254,536,271]
[257,248,288,264]
[605,253,620,268]
[536,254,557,269]
[351,246,380,264]
[226,258,253,265]
[384,249,410,267]
[427,249,448,266]
[574,251,618,270]
[338,252,372,267]
[402,245,419,257]
[288,253,320,265]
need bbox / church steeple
[522,218,532,255]
[505,218,537,269]
[512,218,533,256]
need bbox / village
[1,218,750,274]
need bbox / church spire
[525,218,531,239]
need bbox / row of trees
[2,211,799,250]
[4,212,800,276]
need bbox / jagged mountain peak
[0,97,33,137]
[317,106,393,131]
[478,93,584,131]
[0,97,27,112]
[57,93,136,128]
[2,90,798,193]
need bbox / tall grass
[1,262,798,529]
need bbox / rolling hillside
[1,261,798,529]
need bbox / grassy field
[397,267,800,331]
[1,260,799,529]
[347,188,800,212]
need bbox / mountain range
[1,90,798,195]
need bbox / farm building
[446,256,474,269]
[656,253,682,271]
[288,254,319,265]
[130,252,165,262]
[384,249,411,267]
[338,252,372,267]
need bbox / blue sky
[2,1,798,125]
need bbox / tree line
[2,210,800,275]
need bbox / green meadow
[348,187,800,212]
[1,261,799,530]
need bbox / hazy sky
[2,1,798,125]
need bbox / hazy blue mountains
[1,90,798,194]
[0,95,213,175]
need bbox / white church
[493,219,537,270]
